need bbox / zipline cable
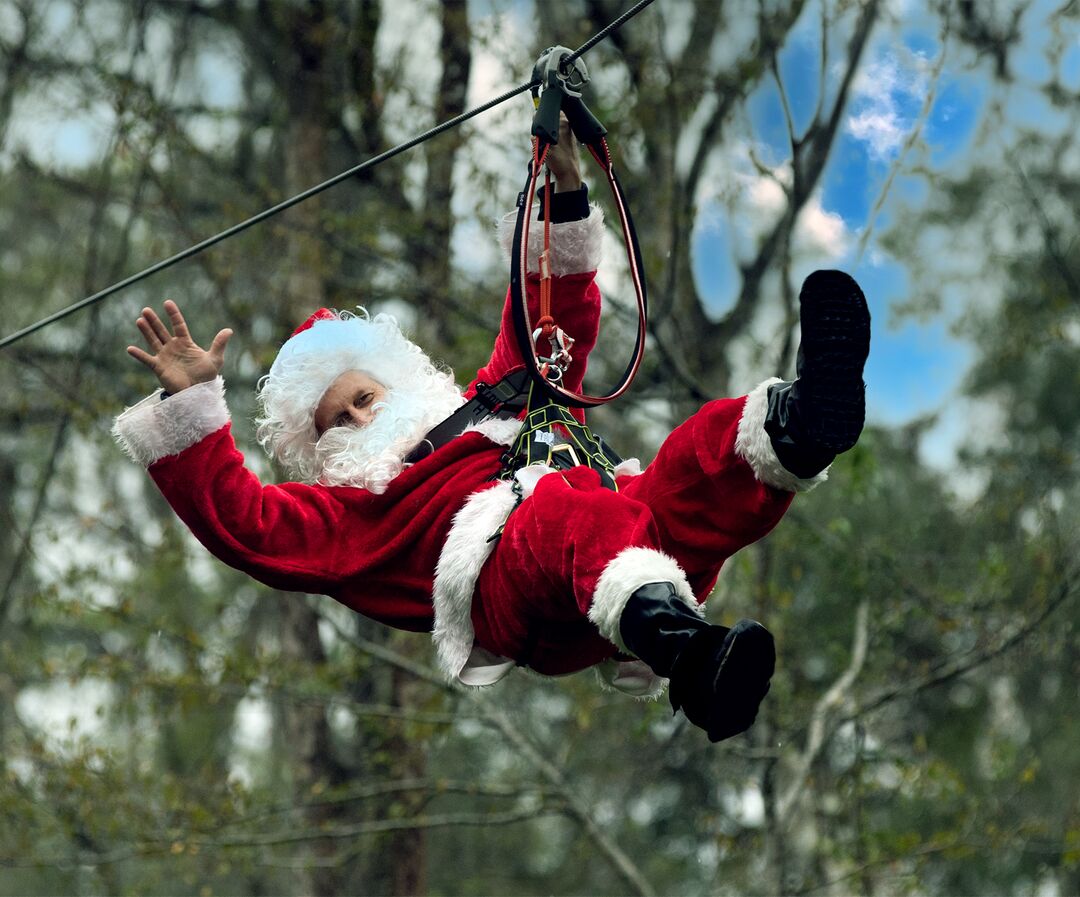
[0,82,531,351]
[0,0,656,351]
[563,0,652,66]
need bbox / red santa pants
[470,395,795,675]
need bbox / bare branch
[478,700,658,897]
[221,778,552,828]
[0,22,159,622]
[0,808,569,871]
[813,2,828,128]
[772,57,799,161]
[1008,149,1080,301]
[716,0,880,351]
[848,565,1080,721]
[777,599,870,824]
[318,606,656,896]
[856,18,951,262]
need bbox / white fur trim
[463,416,522,447]
[112,377,230,467]
[513,463,556,497]
[432,481,520,684]
[595,658,667,701]
[613,457,642,478]
[457,647,515,687]
[587,547,699,654]
[734,378,829,494]
[498,205,605,275]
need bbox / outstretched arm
[115,302,358,593]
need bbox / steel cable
[0,0,657,350]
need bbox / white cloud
[848,108,906,158]
[739,161,850,260]
[796,199,849,257]
[747,172,787,214]
[846,50,931,160]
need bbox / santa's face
[311,367,464,493]
[255,310,466,488]
[313,370,389,435]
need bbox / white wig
[255,309,461,483]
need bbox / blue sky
[690,8,994,439]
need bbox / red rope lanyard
[535,138,555,341]
[511,132,648,409]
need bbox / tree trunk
[277,4,339,894]
[411,0,472,351]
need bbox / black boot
[618,583,775,742]
[766,270,870,478]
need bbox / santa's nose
[347,406,377,428]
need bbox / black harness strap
[403,367,625,491]
[403,367,532,464]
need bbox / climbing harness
[499,378,625,492]
[401,364,626,493]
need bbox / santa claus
[113,134,870,743]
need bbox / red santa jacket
[112,209,608,637]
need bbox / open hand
[126,299,232,394]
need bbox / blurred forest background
[1,0,1078,894]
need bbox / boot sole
[707,620,776,742]
[798,270,870,452]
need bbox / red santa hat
[291,307,337,335]
[254,308,458,482]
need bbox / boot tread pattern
[797,270,870,452]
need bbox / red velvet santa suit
[113,206,826,696]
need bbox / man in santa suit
[113,133,870,742]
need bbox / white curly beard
[313,376,465,493]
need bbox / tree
[3,0,1077,894]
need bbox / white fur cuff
[734,378,829,493]
[498,205,605,275]
[587,547,699,653]
[112,377,230,467]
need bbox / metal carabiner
[532,328,574,386]
[542,363,564,384]
[532,326,574,368]
[549,328,574,371]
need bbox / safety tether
[509,47,649,409]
